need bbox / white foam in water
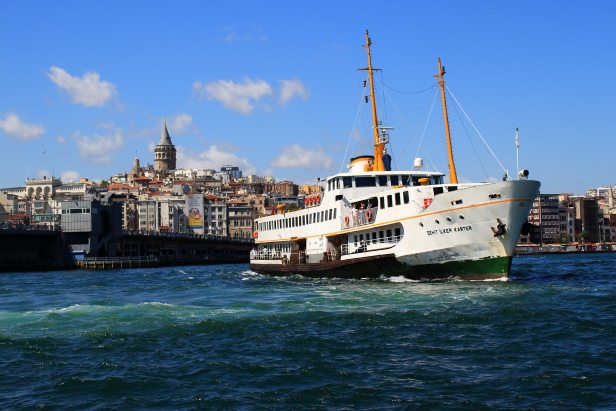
[387,276,421,283]
[188,277,195,280]
[469,277,509,282]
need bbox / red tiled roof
[228,201,247,204]
[134,176,151,181]
[205,194,225,200]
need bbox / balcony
[340,208,378,230]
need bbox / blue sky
[0,1,614,194]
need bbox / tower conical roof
[158,118,173,146]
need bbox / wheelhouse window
[355,177,376,187]
[378,176,388,187]
[336,178,340,189]
[390,176,399,186]
[401,175,411,186]
[343,177,352,188]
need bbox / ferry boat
[249,31,540,280]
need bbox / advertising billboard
[185,194,204,234]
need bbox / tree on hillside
[100,180,109,187]
[286,203,300,211]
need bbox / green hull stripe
[252,256,513,280]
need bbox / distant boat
[249,31,540,280]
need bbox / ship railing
[85,256,157,262]
[340,208,378,230]
[341,235,402,256]
[251,250,284,260]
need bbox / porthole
[419,222,423,227]
[459,215,465,219]
[435,219,440,224]
[446,217,452,222]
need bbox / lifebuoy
[366,209,372,220]
[253,231,258,238]
[333,237,342,247]
[344,215,350,226]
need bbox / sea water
[0,254,615,410]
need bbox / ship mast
[435,58,458,184]
[365,30,385,172]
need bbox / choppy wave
[0,256,615,409]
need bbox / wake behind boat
[249,31,540,280]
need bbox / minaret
[154,117,177,172]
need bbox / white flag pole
[516,128,520,180]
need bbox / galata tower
[154,118,177,172]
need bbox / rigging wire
[446,87,490,180]
[445,84,507,174]
[397,84,437,161]
[414,86,439,159]
[340,87,367,173]
[381,82,437,95]
[375,76,439,171]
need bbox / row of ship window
[259,208,338,232]
[327,175,443,191]
[353,228,401,245]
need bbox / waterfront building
[526,193,559,244]
[558,206,575,241]
[204,194,227,236]
[0,193,19,224]
[574,198,600,243]
[228,201,254,238]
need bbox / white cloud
[57,135,67,144]
[74,129,125,163]
[268,144,335,171]
[61,170,80,183]
[147,141,156,153]
[279,79,309,105]
[47,66,117,107]
[166,113,198,135]
[177,145,257,174]
[0,113,46,140]
[352,129,368,145]
[36,169,51,179]
[222,27,268,43]
[192,77,273,115]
